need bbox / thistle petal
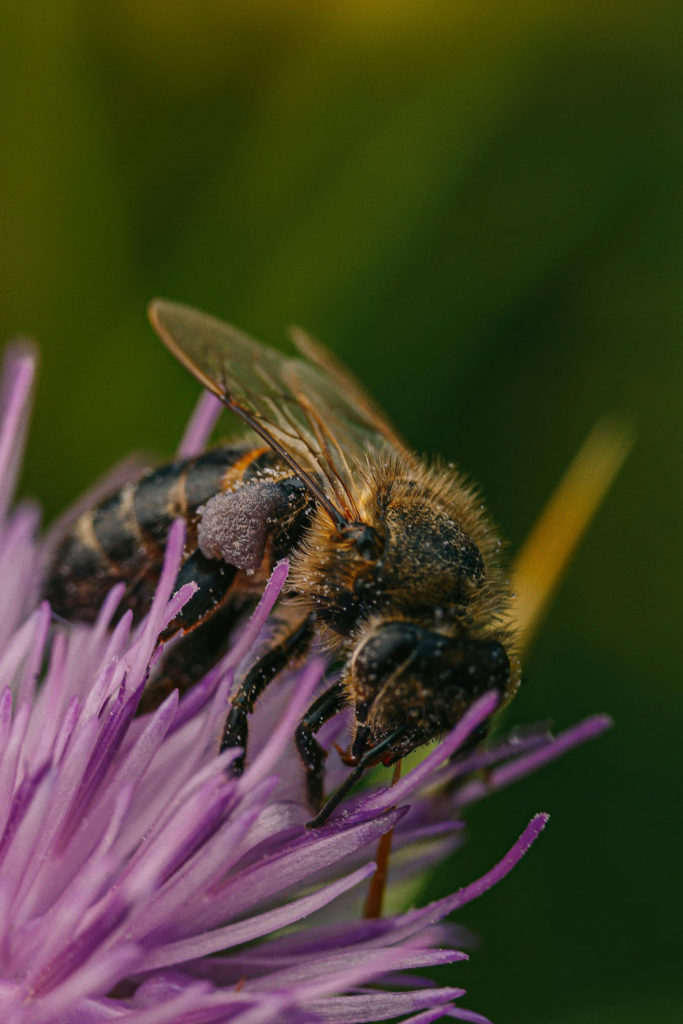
[0,343,611,1023]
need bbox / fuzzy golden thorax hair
[288,447,511,654]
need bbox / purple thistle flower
[0,344,610,1024]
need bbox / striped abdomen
[45,444,281,624]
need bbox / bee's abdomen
[45,443,281,624]
[45,474,170,623]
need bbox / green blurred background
[1,3,680,1021]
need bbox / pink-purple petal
[0,341,612,1024]
[245,946,464,990]
[197,808,405,930]
[400,1007,466,1024]
[176,390,224,459]
[307,985,466,1023]
[445,1006,494,1023]
[454,717,612,808]
[141,862,377,968]
[0,344,36,518]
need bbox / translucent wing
[148,299,402,527]
[287,325,407,452]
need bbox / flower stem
[364,759,403,918]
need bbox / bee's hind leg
[138,552,239,714]
[221,613,315,775]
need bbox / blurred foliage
[1,2,681,1022]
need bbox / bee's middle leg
[221,613,315,775]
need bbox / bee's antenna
[306,725,406,829]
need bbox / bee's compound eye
[353,622,422,686]
[476,640,510,689]
[446,639,510,696]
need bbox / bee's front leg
[221,613,315,774]
[294,681,348,812]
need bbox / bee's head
[348,620,511,763]
[307,620,510,828]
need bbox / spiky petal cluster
[0,345,610,1023]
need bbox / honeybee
[45,301,516,826]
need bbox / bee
[45,301,517,826]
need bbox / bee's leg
[221,613,315,774]
[137,551,238,714]
[306,724,406,829]
[139,603,241,714]
[295,681,348,812]
[160,550,238,642]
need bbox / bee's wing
[287,325,407,452]
[149,300,399,527]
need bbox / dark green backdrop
[1,4,680,1022]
